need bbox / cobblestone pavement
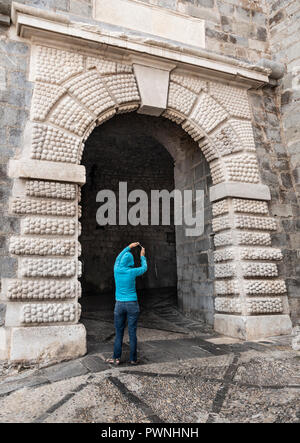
[0,294,299,423]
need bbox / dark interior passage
[80,114,178,311]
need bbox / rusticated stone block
[237,231,272,246]
[214,232,233,247]
[212,215,231,232]
[242,262,278,277]
[233,198,269,214]
[31,123,82,164]
[20,258,77,278]
[245,280,287,295]
[215,263,236,278]
[215,297,242,314]
[22,218,76,236]
[11,198,76,217]
[210,82,251,119]
[235,215,277,230]
[6,279,81,300]
[22,302,81,324]
[9,237,76,256]
[25,180,77,200]
[65,70,116,116]
[247,297,283,315]
[50,95,94,136]
[103,74,140,105]
[168,81,197,116]
[240,247,283,261]
[212,199,229,217]
[36,46,84,85]
[170,73,207,94]
[214,248,234,262]
[31,82,66,121]
[225,154,260,183]
[215,279,239,295]
[190,92,228,133]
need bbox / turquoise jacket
[114,246,148,301]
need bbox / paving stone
[80,355,108,373]
[0,376,49,396]
[39,360,89,383]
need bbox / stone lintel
[214,314,292,341]
[8,159,86,185]
[9,324,87,363]
[209,183,271,202]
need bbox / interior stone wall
[174,131,214,324]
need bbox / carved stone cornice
[11,1,271,88]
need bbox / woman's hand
[129,242,140,249]
[140,247,145,256]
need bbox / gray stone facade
[0,0,299,363]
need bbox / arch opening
[80,113,214,342]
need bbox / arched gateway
[0,4,292,364]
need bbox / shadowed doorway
[80,113,214,348]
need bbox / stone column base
[0,328,10,360]
[214,314,292,341]
[7,324,87,364]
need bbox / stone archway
[1,41,292,364]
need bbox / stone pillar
[211,185,292,340]
[0,172,86,363]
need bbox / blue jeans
[113,301,140,362]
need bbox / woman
[106,242,147,365]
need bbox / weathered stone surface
[8,159,86,185]
[214,314,293,340]
[0,304,6,327]
[133,64,168,116]
[9,325,87,364]
[291,326,300,351]
[38,359,88,382]
[210,183,271,202]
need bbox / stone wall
[249,84,300,325]
[265,0,300,324]
[136,0,270,63]
[0,39,32,282]
[174,129,214,324]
